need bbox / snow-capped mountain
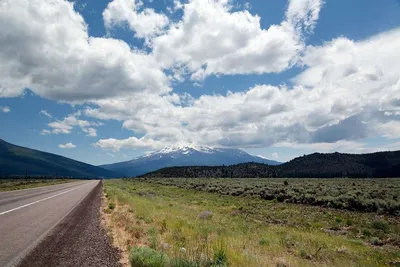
[100,145,281,177]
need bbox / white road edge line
[0,183,88,216]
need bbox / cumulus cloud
[286,0,323,33]
[151,0,322,80]
[0,0,322,99]
[59,142,76,149]
[43,113,102,137]
[93,136,164,152]
[91,27,400,151]
[82,127,98,137]
[1,106,10,113]
[1,0,399,155]
[0,0,170,101]
[103,0,169,39]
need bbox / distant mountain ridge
[100,145,281,177]
[141,150,400,178]
[0,139,117,178]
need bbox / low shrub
[139,178,400,215]
[129,246,169,267]
[362,229,372,237]
[345,218,354,226]
[372,220,389,232]
[370,237,383,246]
[108,202,116,210]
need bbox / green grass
[103,179,400,267]
[138,178,400,215]
[129,247,169,267]
[0,179,75,192]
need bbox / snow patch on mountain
[157,145,216,155]
[101,145,281,177]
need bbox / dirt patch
[101,195,131,267]
[101,192,152,267]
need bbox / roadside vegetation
[139,178,400,215]
[103,179,400,267]
[0,178,74,192]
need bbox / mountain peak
[101,145,281,177]
[157,144,215,154]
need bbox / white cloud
[0,0,322,100]
[48,121,74,134]
[91,27,400,151]
[170,0,184,12]
[39,110,52,118]
[93,136,164,152]
[151,0,322,80]
[41,129,51,135]
[44,113,102,136]
[377,121,400,139]
[59,142,76,149]
[0,0,170,101]
[275,139,400,155]
[82,127,98,137]
[103,0,169,39]
[272,152,279,159]
[1,0,399,155]
[286,0,323,34]
[1,106,10,113]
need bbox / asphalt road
[0,180,100,267]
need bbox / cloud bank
[1,0,399,153]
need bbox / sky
[1,0,400,165]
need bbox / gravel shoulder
[17,181,121,267]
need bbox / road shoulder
[16,181,121,267]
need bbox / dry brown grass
[101,193,130,266]
[101,191,153,267]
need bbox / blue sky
[1,0,400,165]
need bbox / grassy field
[138,178,400,215]
[0,179,74,192]
[103,179,400,267]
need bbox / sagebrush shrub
[372,220,389,232]
[129,246,169,267]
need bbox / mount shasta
[100,145,280,177]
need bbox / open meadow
[138,178,400,215]
[102,178,400,267]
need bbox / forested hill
[140,151,400,178]
[0,139,117,178]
